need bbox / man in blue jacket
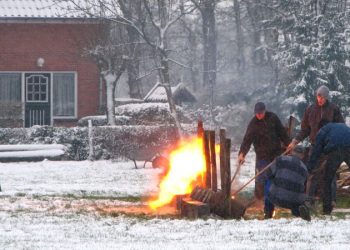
[263,145,310,221]
[308,121,350,214]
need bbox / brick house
[0,0,103,127]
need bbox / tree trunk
[245,0,263,65]
[185,23,199,91]
[201,1,217,88]
[233,0,245,72]
[124,1,142,99]
[160,55,182,137]
[157,0,182,137]
[103,72,117,126]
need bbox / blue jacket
[263,155,308,209]
[308,123,350,172]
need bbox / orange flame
[149,137,206,210]
[215,144,220,154]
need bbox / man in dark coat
[288,85,344,147]
[308,122,350,214]
[287,85,344,204]
[238,102,290,217]
[262,145,310,221]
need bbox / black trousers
[323,148,350,213]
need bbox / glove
[238,152,245,165]
[287,139,299,152]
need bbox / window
[53,73,76,117]
[26,74,48,102]
[0,73,21,102]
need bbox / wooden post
[209,130,217,192]
[287,115,297,139]
[219,129,226,192]
[224,138,232,216]
[88,119,94,160]
[196,120,205,186]
[220,129,232,217]
[197,120,204,138]
[204,130,211,189]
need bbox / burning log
[188,186,247,219]
[180,198,210,219]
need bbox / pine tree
[271,1,350,119]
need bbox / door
[25,73,51,127]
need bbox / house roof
[144,82,196,103]
[0,0,91,20]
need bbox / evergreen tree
[271,1,350,119]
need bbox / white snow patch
[0,151,349,249]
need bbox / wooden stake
[209,130,217,192]
[197,120,204,138]
[219,129,226,193]
[204,130,211,189]
[224,138,232,216]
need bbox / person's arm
[274,114,291,147]
[333,106,345,123]
[295,106,311,142]
[308,126,329,172]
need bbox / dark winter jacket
[308,123,350,172]
[239,111,290,162]
[264,155,308,209]
[296,100,344,144]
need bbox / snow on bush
[78,103,191,127]
[0,126,89,160]
[93,125,179,161]
[114,103,191,125]
[0,124,197,162]
[78,115,131,126]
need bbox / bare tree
[120,1,143,99]
[85,22,129,125]
[118,0,196,135]
[233,0,245,72]
[190,0,217,89]
[59,0,196,135]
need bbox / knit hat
[254,102,266,114]
[316,85,329,99]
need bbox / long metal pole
[231,150,289,197]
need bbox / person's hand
[238,153,245,165]
[287,139,299,153]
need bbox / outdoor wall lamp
[37,57,45,67]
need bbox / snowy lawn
[1,153,350,249]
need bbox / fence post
[88,119,94,160]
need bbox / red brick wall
[0,22,102,127]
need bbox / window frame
[25,74,49,103]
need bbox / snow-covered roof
[115,97,144,107]
[0,0,91,20]
[144,82,196,104]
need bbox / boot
[299,204,311,221]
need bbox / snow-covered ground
[0,152,350,250]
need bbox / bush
[0,126,88,160]
[78,103,191,127]
[78,115,131,126]
[0,124,197,161]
